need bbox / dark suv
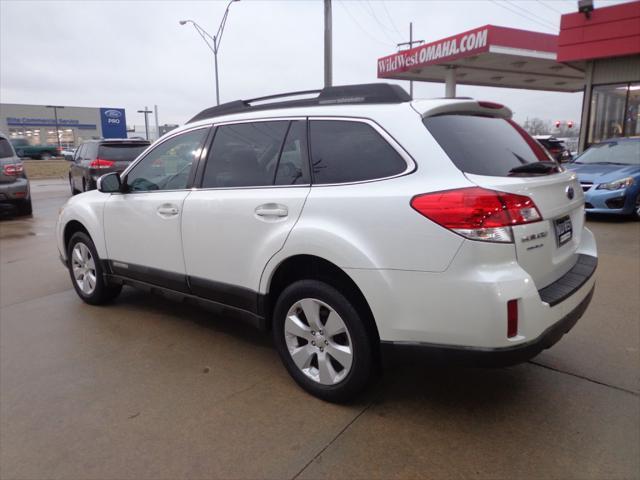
[0,132,31,216]
[68,138,150,194]
[535,136,573,162]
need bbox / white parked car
[56,84,597,401]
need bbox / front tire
[67,231,121,305]
[632,193,640,221]
[272,280,374,402]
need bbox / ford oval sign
[104,109,123,119]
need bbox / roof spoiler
[412,100,513,119]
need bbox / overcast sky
[0,0,630,127]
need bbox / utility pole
[154,105,160,140]
[137,107,152,141]
[45,105,64,150]
[324,0,332,87]
[396,22,424,99]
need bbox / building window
[588,83,640,145]
[625,83,640,138]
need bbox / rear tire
[272,280,374,402]
[82,178,86,192]
[69,175,78,195]
[67,231,121,305]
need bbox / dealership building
[378,0,640,152]
[0,104,127,147]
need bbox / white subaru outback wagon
[57,84,597,402]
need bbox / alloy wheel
[284,298,353,385]
[71,242,97,295]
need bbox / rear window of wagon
[424,115,555,177]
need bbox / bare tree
[522,117,551,136]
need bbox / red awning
[558,0,640,63]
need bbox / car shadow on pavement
[108,287,530,409]
[111,287,272,349]
[369,350,532,413]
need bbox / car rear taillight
[3,163,24,176]
[478,101,504,110]
[410,187,542,243]
[89,158,115,169]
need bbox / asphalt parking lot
[1,179,638,480]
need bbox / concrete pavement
[1,179,638,479]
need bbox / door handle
[157,204,180,217]
[255,203,288,218]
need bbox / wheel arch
[59,200,107,260]
[63,220,90,251]
[263,254,381,355]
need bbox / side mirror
[97,172,122,193]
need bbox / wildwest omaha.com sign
[378,27,489,76]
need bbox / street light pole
[180,0,240,105]
[137,107,152,140]
[45,105,64,150]
[213,36,220,105]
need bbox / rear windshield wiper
[589,161,627,165]
[508,161,560,175]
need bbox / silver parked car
[0,131,32,216]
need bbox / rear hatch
[95,142,149,172]
[421,104,583,289]
[0,137,22,184]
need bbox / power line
[489,0,558,31]
[381,0,403,37]
[354,0,401,44]
[336,0,395,47]
[490,0,557,30]
[504,0,560,28]
[535,0,564,15]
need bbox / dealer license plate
[554,215,573,247]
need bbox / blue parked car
[566,138,640,219]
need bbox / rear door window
[275,121,309,185]
[75,144,86,161]
[202,121,290,188]
[309,120,407,184]
[98,143,149,162]
[424,115,554,177]
[0,139,14,158]
[84,143,99,161]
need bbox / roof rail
[187,83,411,124]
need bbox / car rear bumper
[381,285,594,367]
[348,227,597,357]
[0,178,30,202]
